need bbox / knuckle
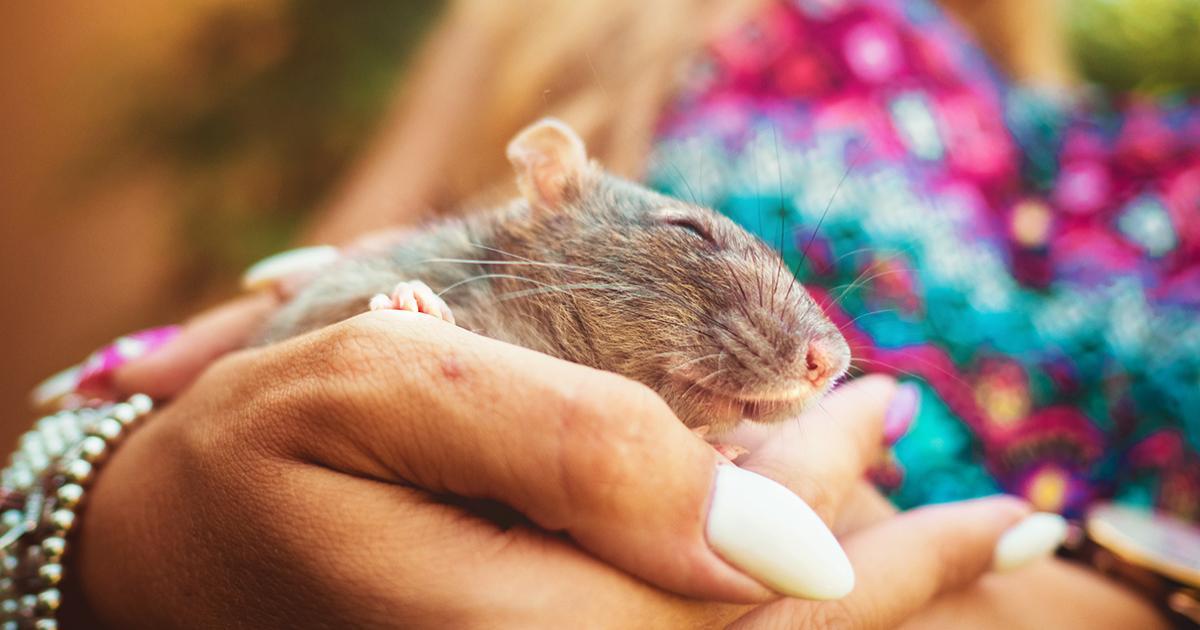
[806,600,860,630]
[549,373,665,516]
[309,317,393,381]
[751,462,838,524]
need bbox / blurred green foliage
[1068,0,1200,96]
[129,1,443,290]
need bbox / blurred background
[0,1,443,444]
[1,0,1198,447]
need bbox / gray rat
[251,119,850,436]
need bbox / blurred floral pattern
[651,0,1200,519]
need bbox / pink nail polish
[883,382,920,445]
[74,325,182,398]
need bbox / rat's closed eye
[662,214,718,247]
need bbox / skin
[67,293,1169,629]
[61,296,1038,629]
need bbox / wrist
[0,395,156,629]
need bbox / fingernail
[706,465,855,600]
[30,365,83,408]
[883,382,919,445]
[242,245,340,291]
[31,325,182,406]
[993,512,1068,572]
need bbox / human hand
[66,309,839,628]
[57,300,1061,628]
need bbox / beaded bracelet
[0,394,155,629]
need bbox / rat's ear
[507,118,593,209]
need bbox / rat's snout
[800,334,850,390]
[711,301,849,406]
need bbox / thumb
[823,497,1066,629]
[733,496,1068,630]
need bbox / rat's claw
[690,425,746,461]
[390,282,420,313]
[408,280,456,325]
[712,443,749,461]
[370,280,456,325]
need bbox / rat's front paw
[369,280,456,325]
[690,425,748,461]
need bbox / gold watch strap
[1059,503,1200,628]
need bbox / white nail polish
[706,465,855,600]
[993,512,1068,572]
[241,246,340,291]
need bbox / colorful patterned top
[649,0,1200,519]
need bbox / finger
[833,481,897,536]
[113,293,280,398]
[242,311,854,603]
[733,496,1054,630]
[271,459,755,628]
[735,377,910,525]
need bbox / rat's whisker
[824,267,905,310]
[838,308,894,331]
[795,150,862,323]
[437,273,552,297]
[667,353,724,375]
[496,283,648,301]
[851,355,969,389]
[681,367,729,401]
[467,241,542,263]
[816,399,833,422]
[415,258,602,274]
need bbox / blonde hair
[306,0,1070,244]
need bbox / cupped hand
[59,298,1040,628]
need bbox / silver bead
[55,484,84,510]
[112,403,137,424]
[2,554,16,573]
[56,413,84,445]
[78,436,108,465]
[1,511,21,531]
[128,393,154,415]
[35,421,65,458]
[63,459,93,485]
[7,467,33,491]
[18,593,35,616]
[40,538,65,564]
[21,436,49,474]
[19,433,44,457]
[35,588,60,614]
[3,620,16,630]
[92,418,123,442]
[26,452,50,476]
[35,620,58,630]
[0,577,11,594]
[37,564,61,587]
[0,599,15,615]
[48,509,75,535]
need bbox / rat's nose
[803,337,844,388]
